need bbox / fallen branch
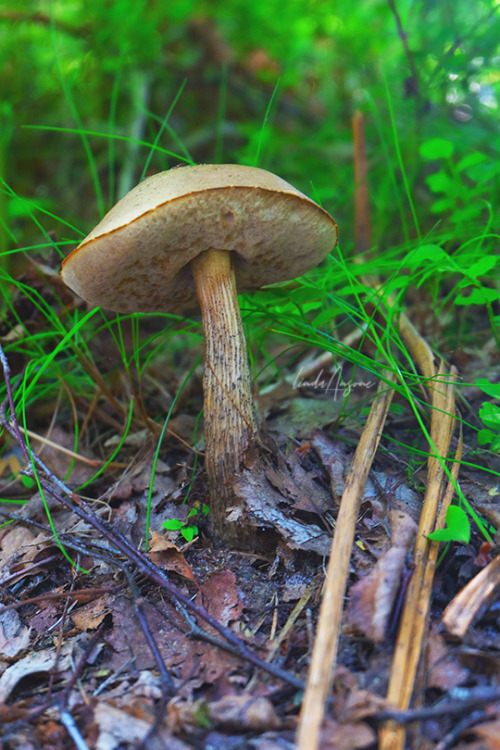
[296,372,395,749]
[379,362,460,750]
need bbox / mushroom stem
[190,249,257,514]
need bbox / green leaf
[430,197,455,214]
[476,379,500,399]
[467,257,498,279]
[20,475,36,489]
[409,244,448,264]
[479,402,500,431]
[477,428,496,446]
[426,171,453,194]
[456,151,486,173]
[420,138,454,160]
[428,505,470,543]
[388,403,406,415]
[455,288,500,305]
[181,525,198,542]
[312,306,342,329]
[162,518,185,531]
[476,378,500,399]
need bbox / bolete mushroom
[61,164,337,536]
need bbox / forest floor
[0,293,500,750]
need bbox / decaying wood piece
[379,362,460,750]
[442,552,500,639]
[296,373,395,750]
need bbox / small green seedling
[419,137,498,226]
[428,504,470,544]
[476,379,500,452]
[163,504,209,542]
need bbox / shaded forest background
[2,0,499,259]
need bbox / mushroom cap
[61,164,338,313]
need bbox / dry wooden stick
[442,550,500,639]
[379,362,459,750]
[296,373,395,750]
[352,110,372,255]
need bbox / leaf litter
[0,334,498,750]
[0,303,500,749]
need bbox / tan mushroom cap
[61,164,338,314]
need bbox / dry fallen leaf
[319,718,376,749]
[427,628,469,690]
[346,511,418,643]
[471,719,500,749]
[209,694,281,731]
[0,610,30,658]
[0,642,73,702]
[94,702,152,750]
[148,530,198,584]
[199,570,243,626]
[94,700,191,750]
[71,596,110,631]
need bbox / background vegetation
[1,0,499,515]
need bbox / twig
[296,373,395,749]
[124,572,176,749]
[12,423,129,468]
[60,711,91,750]
[0,342,303,692]
[374,687,500,723]
[0,584,124,612]
[379,363,460,750]
[59,623,107,709]
[434,710,485,750]
[0,552,61,587]
[56,615,106,750]
[386,0,421,101]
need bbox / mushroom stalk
[191,248,257,515]
[60,164,338,547]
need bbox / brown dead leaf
[232,461,331,556]
[35,719,66,748]
[341,688,393,722]
[199,570,243,626]
[311,430,352,502]
[106,596,167,672]
[71,597,110,631]
[0,609,30,658]
[319,718,376,749]
[345,511,418,642]
[148,530,198,584]
[30,602,62,636]
[93,702,152,750]
[0,450,23,477]
[442,553,500,639]
[0,641,73,702]
[209,694,281,731]
[0,525,37,569]
[264,450,331,518]
[472,719,500,749]
[427,628,469,690]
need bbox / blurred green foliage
[1,0,499,256]
[0,0,499,526]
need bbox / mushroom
[61,164,337,536]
